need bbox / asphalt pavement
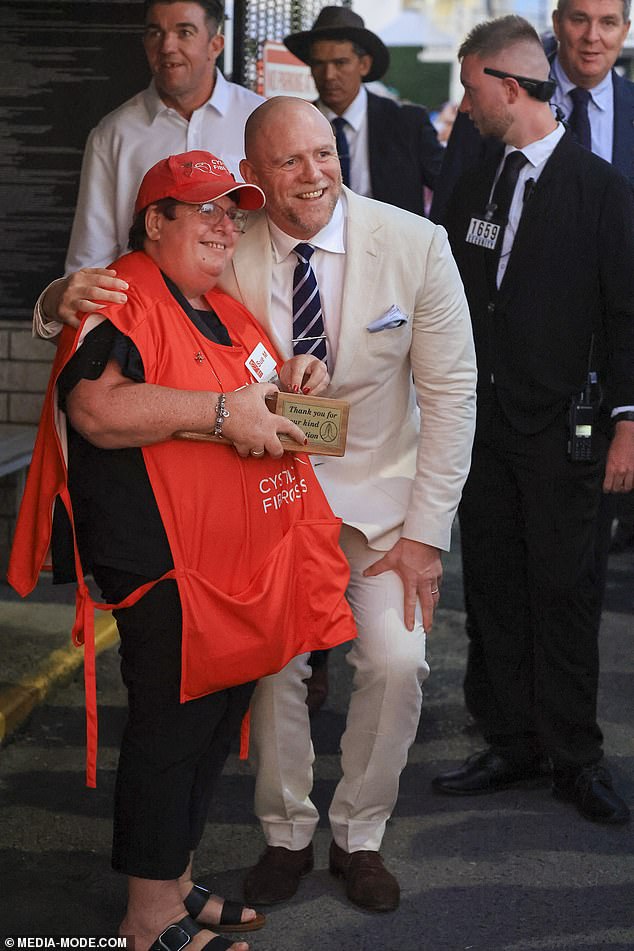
[0,528,633,950]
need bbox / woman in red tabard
[9,152,356,951]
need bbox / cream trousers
[249,524,430,853]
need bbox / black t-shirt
[53,275,231,584]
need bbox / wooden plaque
[265,392,348,456]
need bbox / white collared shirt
[494,122,565,286]
[317,86,372,198]
[268,196,347,370]
[64,69,264,271]
[550,56,614,163]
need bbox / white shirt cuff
[33,280,64,339]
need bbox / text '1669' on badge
[265,392,349,456]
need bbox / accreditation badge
[465,216,502,251]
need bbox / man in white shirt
[64,0,264,273]
[283,6,443,217]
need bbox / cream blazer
[218,187,476,552]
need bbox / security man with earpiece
[431,16,634,825]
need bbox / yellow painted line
[0,612,119,744]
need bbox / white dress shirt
[494,122,565,287]
[268,196,347,370]
[64,69,264,272]
[551,55,614,163]
[317,87,372,198]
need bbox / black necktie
[490,150,529,224]
[487,150,529,290]
[292,243,327,365]
[332,116,350,186]
[568,86,592,150]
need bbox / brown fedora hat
[284,6,390,83]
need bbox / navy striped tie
[292,243,327,366]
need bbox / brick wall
[0,320,54,575]
[0,321,54,424]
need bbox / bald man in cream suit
[32,97,476,913]
[223,98,476,912]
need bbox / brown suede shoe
[329,841,400,912]
[243,843,314,905]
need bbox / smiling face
[309,38,372,114]
[240,100,342,240]
[553,0,630,88]
[143,1,224,115]
[144,195,239,301]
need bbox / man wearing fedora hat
[284,6,444,217]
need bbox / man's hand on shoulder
[604,420,634,493]
[43,268,129,328]
[363,538,442,633]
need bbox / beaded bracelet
[213,393,230,437]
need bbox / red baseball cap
[134,150,265,214]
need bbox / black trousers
[95,569,255,880]
[459,396,607,771]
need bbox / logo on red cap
[182,158,228,178]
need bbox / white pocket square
[367,305,409,333]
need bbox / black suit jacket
[445,131,634,433]
[363,91,444,216]
[431,66,634,224]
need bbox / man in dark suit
[284,5,443,217]
[431,0,634,223]
[431,15,634,824]
[430,0,634,737]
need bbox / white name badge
[466,217,501,250]
[246,342,277,382]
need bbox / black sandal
[185,885,266,933]
[148,914,236,950]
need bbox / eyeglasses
[185,201,250,233]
